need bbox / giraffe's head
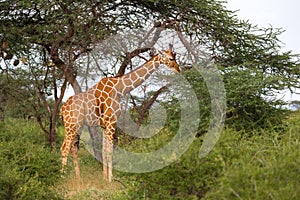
[157,49,180,73]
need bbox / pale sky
[226,0,300,101]
[226,0,300,53]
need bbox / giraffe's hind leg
[70,135,80,178]
[60,139,69,174]
[60,128,80,176]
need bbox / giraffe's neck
[117,56,160,95]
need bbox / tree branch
[117,47,151,76]
[136,85,169,126]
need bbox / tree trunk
[88,126,103,161]
[48,77,68,146]
[48,98,62,146]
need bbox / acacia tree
[1,0,300,141]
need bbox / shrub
[204,127,300,199]
[118,137,224,199]
[118,111,300,199]
[0,119,63,199]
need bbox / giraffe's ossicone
[60,49,180,182]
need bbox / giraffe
[59,49,180,182]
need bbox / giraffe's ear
[168,44,173,52]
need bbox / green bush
[204,127,300,199]
[0,119,63,200]
[118,136,224,199]
[2,113,299,199]
[118,111,300,199]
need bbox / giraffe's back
[60,91,102,128]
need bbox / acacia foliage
[0,0,299,130]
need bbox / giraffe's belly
[83,116,99,127]
[82,105,105,128]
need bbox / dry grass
[56,151,126,199]
[57,169,125,199]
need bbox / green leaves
[0,119,62,199]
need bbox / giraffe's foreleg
[102,119,116,183]
[102,134,108,181]
[103,136,113,183]
[107,140,113,182]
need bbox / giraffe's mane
[115,55,158,78]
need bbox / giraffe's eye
[169,58,175,61]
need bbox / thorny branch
[117,20,179,76]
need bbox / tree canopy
[1,0,300,139]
